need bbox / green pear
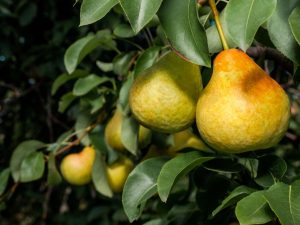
[104,108,151,151]
[129,51,202,133]
[196,49,290,153]
[60,146,96,185]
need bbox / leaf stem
[208,0,229,50]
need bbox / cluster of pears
[60,146,133,193]
[129,49,290,153]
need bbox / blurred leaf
[122,157,167,222]
[225,0,276,51]
[80,0,118,26]
[64,31,116,74]
[113,52,136,76]
[89,95,106,114]
[113,23,135,38]
[121,116,139,155]
[47,153,62,186]
[212,185,256,216]
[92,151,113,197]
[20,151,45,182]
[263,180,300,225]
[19,3,37,26]
[134,47,160,76]
[143,219,164,225]
[236,191,274,225]
[255,155,287,188]
[0,168,10,195]
[58,92,77,113]
[96,61,113,72]
[268,0,300,65]
[73,74,112,96]
[158,0,210,66]
[10,140,45,182]
[157,151,213,202]
[289,6,300,45]
[51,69,89,95]
[119,0,163,33]
[119,73,134,110]
[75,110,92,146]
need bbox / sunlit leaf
[20,151,45,182]
[119,0,163,33]
[158,0,210,66]
[289,6,300,45]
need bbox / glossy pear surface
[106,157,134,193]
[104,109,151,151]
[60,146,96,185]
[196,49,290,153]
[129,52,202,133]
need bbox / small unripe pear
[60,146,96,185]
[104,109,151,151]
[106,157,134,193]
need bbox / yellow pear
[60,146,96,185]
[196,49,290,153]
[168,129,211,155]
[106,156,134,193]
[129,51,202,133]
[104,108,151,151]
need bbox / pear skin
[106,157,134,193]
[196,49,290,153]
[129,51,202,133]
[60,146,96,185]
[104,109,151,151]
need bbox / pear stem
[208,0,229,50]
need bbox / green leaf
[58,92,77,113]
[263,181,300,225]
[47,153,62,186]
[122,157,167,222]
[20,151,45,182]
[212,185,256,216]
[206,11,238,53]
[51,70,89,95]
[75,110,92,146]
[64,34,95,74]
[10,140,45,182]
[157,151,213,202]
[255,155,287,188]
[80,0,118,26]
[64,31,116,74]
[0,168,10,195]
[113,23,135,38]
[236,191,274,225]
[238,157,259,178]
[89,95,106,114]
[289,6,300,45]
[119,0,163,33]
[73,74,112,96]
[96,61,113,72]
[203,158,243,174]
[134,47,160,76]
[158,0,210,66]
[268,0,300,65]
[121,116,139,155]
[113,52,136,76]
[225,0,277,51]
[119,73,134,111]
[92,151,113,198]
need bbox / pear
[104,108,151,151]
[60,146,96,185]
[129,51,202,133]
[196,49,290,153]
[106,156,134,193]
